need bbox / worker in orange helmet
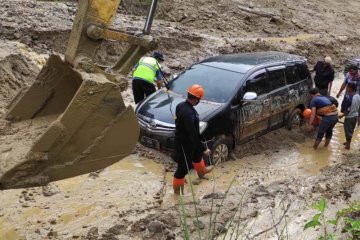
[303,108,321,127]
[172,84,213,195]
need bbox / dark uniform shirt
[174,100,206,161]
[313,60,335,90]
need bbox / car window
[285,65,301,84]
[294,63,310,80]
[167,64,244,103]
[267,69,286,91]
[244,72,267,96]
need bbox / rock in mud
[193,219,205,229]
[42,183,60,197]
[202,192,225,199]
[216,223,227,234]
[88,172,100,179]
[166,231,176,240]
[47,229,58,238]
[249,210,258,218]
[147,220,166,233]
[105,224,126,235]
[314,183,329,193]
[49,218,57,225]
[85,227,99,240]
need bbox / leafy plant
[344,217,360,238]
[305,198,360,240]
[338,202,360,239]
[304,197,337,240]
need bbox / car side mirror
[240,92,257,105]
[242,92,257,102]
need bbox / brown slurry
[0,0,359,239]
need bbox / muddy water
[161,120,359,203]
[0,156,165,239]
[297,124,360,175]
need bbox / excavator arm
[0,0,158,189]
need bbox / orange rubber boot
[192,159,214,179]
[173,177,185,195]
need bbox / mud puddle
[162,123,358,204]
[297,124,360,175]
[0,156,165,239]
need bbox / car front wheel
[209,136,232,166]
[287,108,304,130]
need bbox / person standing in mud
[132,51,164,104]
[172,84,213,195]
[313,56,335,96]
[339,83,360,150]
[336,64,360,98]
[308,88,338,149]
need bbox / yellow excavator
[0,0,158,189]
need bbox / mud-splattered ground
[0,0,359,239]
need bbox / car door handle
[263,99,270,105]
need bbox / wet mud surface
[0,0,359,239]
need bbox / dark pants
[316,115,338,140]
[174,144,202,179]
[132,79,156,104]
[318,88,328,96]
[344,117,357,141]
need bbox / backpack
[326,95,338,108]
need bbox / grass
[175,150,292,240]
[304,198,360,240]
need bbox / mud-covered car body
[135,51,312,162]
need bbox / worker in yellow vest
[132,51,164,104]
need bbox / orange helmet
[303,108,312,118]
[187,84,204,99]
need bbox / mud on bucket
[0,54,139,189]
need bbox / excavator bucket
[0,55,139,189]
[0,0,158,189]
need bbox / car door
[231,69,271,143]
[266,66,290,128]
[286,62,312,108]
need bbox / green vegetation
[304,198,360,240]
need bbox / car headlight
[199,121,208,134]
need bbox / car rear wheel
[287,108,304,130]
[209,136,232,166]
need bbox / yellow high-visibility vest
[133,57,160,84]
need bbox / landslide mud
[0,0,359,239]
[0,156,166,240]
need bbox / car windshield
[167,64,244,103]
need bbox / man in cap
[132,51,164,104]
[172,84,213,195]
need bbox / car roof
[199,51,306,73]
